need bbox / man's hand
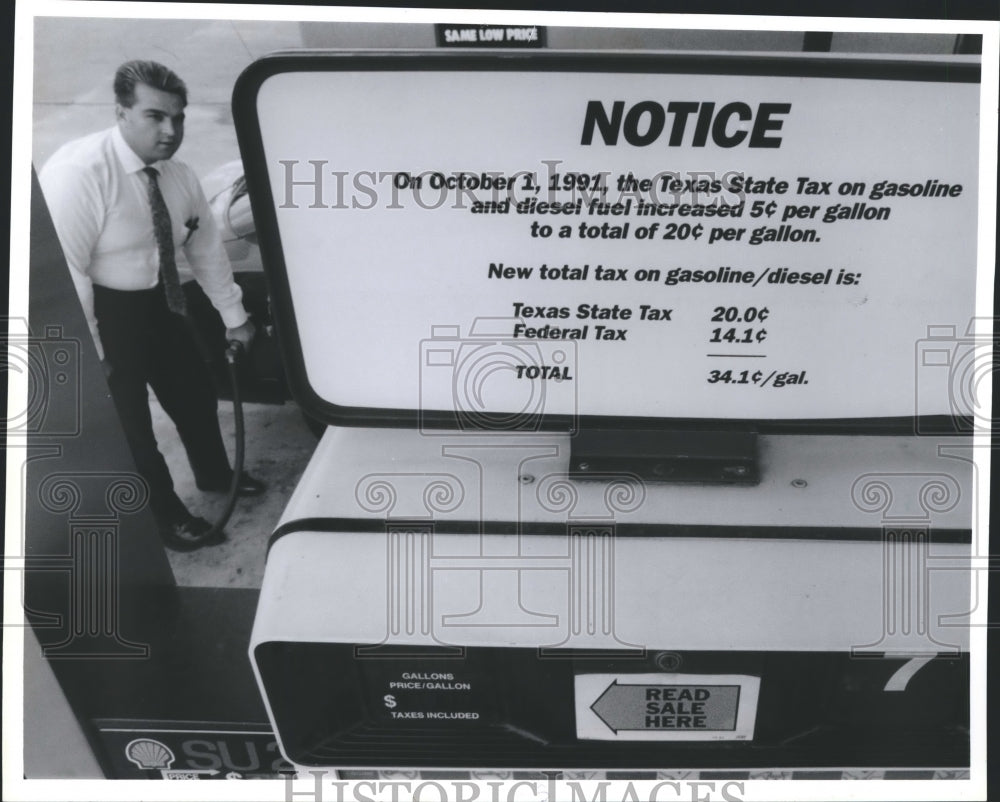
[225,320,256,352]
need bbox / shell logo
[125,738,176,770]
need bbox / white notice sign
[239,54,981,426]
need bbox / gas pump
[236,51,981,773]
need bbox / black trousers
[94,283,232,525]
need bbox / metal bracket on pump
[569,428,759,485]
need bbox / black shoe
[197,472,267,498]
[159,516,225,552]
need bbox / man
[39,60,265,551]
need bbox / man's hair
[114,60,188,107]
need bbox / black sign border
[232,50,981,434]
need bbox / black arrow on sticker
[590,681,729,734]
[591,681,648,734]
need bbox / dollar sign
[383,694,397,709]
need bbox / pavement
[32,17,317,588]
[153,396,318,588]
[32,17,304,176]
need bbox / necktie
[143,166,187,315]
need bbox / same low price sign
[238,53,981,426]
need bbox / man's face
[116,82,185,164]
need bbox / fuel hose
[201,339,246,540]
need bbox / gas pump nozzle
[225,339,245,365]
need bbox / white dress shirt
[39,126,248,359]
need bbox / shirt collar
[111,125,165,175]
